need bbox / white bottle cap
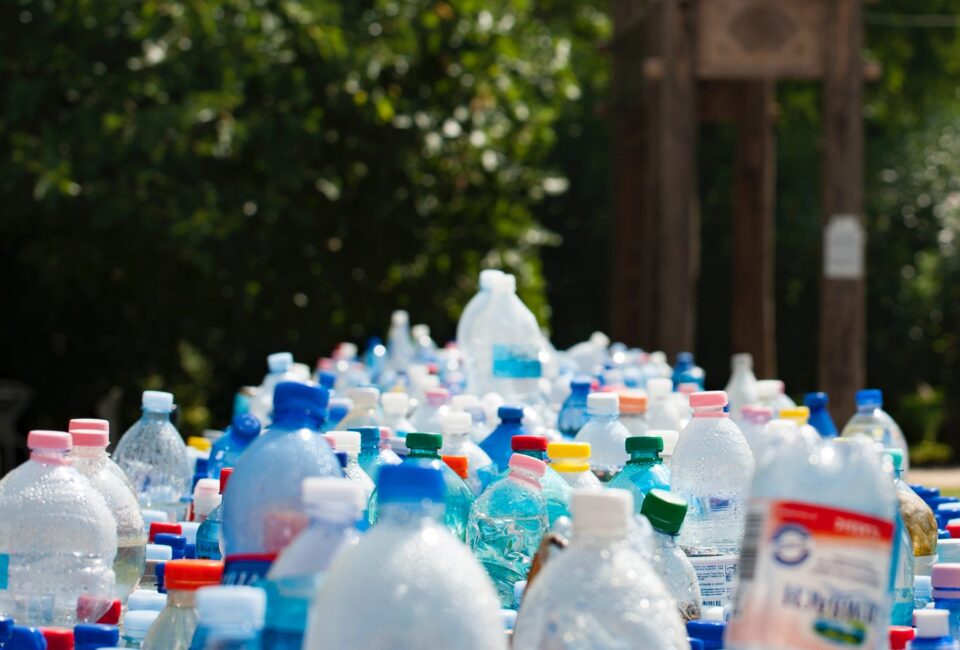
[391,310,409,326]
[451,394,480,411]
[142,391,174,412]
[141,509,170,530]
[589,332,611,348]
[195,586,266,630]
[381,392,410,415]
[756,380,780,400]
[731,353,753,368]
[267,352,294,373]
[337,342,358,360]
[441,411,472,436]
[177,521,201,545]
[647,430,679,457]
[915,608,950,638]
[491,273,516,292]
[145,543,173,562]
[123,610,160,638]
[702,606,725,621]
[479,269,504,290]
[587,392,618,415]
[647,378,672,398]
[571,488,633,537]
[348,387,379,407]
[331,430,361,456]
[412,324,430,339]
[421,375,440,390]
[127,589,167,612]
[191,479,222,520]
[302,477,366,518]
[650,351,667,365]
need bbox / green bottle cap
[625,436,663,454]
[883,448,903,471]
[640,489,687,535]
[405,432,443,451]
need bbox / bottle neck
[360,438,378,455]
[693,406,726,419]
[627,450,661,465]
[30,449,70,465]
[588,412,618,423]
[407,448,440,460]
[167,589,197,608]
[653,527,679,544]
[857,405,879,415]
[516,449,546,462]
[142,409,172,423]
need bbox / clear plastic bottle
[68,418,136,495]
[512,489,689,649]
[385,309,416,373]
[574,393,631,481]
[304,464,506,650]
[724,353,758,422]
[123,610,160,648]
[546,442,602,490]
[647,378,683,431]
[841,388,911,471]
[69,426,147,601]
[607,435,670,512]
[128,589,168,612]
[508,435,571,524]
[440,411,496,494]
[380,392,414,438]
[195,470,230,561]
[737,405,774,458]
[206,415,260,480]
[910,610,960,650]
[641,489,703,622]
[557,377,591,439]
[726,435,897,649]
[467,454,549,607]
[140,544,172,592]
[457,269,505,357]
[222,383,342,584]
[141,560,223,650]
[887,448,937,578]
[262,478,363,647]
[348,426,401,483]
[411,324,438,363]
[189,586,264,650]
[337,387,381,430]
[480,405,530,472]
[671,391,754,610]
[411,387,450,434]
[114,391,193,520]
[247,353,299,426]
[0,431,118,626]
[450,394,490,444]
[328,431,375,504]
[803,392,838,438]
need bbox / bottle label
[222,553,276,586]
[726,499,894,649]
[195,538,222,561]
[492,344,542,379]
[0,553,7,589]
[688,554,739,610]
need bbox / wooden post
[820,0,865,422]
[732,80,777,378]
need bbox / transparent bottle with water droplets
[573,393,631,481]
[440,411,496,494]
[640,489,703,622]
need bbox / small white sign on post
[824,214,865,279]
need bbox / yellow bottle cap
[548,442,591,472]
[778,406,810,426]
[187,436,212,452]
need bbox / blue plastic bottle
[222,382,342,584]
[803,392,838,438]
[911,609,960,650]
[207,415,260,479]
[672,352,705,389]
[349,426,401,482]
[74,623,119,650]
[479,405,529,472]
[557,377,591,439]
[607,435,670,512]
[189,586,264,650]
[261,478,363,647]
[195,469,231,561]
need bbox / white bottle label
[688,554,739,610]
[727,499,894,649]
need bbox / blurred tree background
[1,0,957,459]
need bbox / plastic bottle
[69,426,147,601]
[755,379,786,415]
[546,442,602,490]
[673,352,705,389]
[114,391,193,520]
[467,454,549,607]
[304,464,506,650]
[190,479,220,525]
[841,389,911,471]
[261,478,362,647]
[573,393,631,481]
[320,397,351,433]
[411,387,450,434]
[726,436,897,649]
[328,431,374,504]
[457,269,505,360]
[803,392,838,438]
[206,415,260,480]
[450,394,489,443]
[380,392,414,438]
[337,387,381,430]
[512,489,688,649]
[222,383,342,584]
[641,489,703,622]
[248,353,298,426]
[882,449,915,626]
[910,609,960,650]
[141,544,172,592]
[123,610,159,648]
[619,391,649,436]
[440,411,496,494]
[647,378,683,431]
[508,435,571,524]
[607,436,670,511]
[411,324,438,363]
[725,353,758,422]
[480,405,530,472]
[737,406,773,459]
[0,431,117,626]
[141,560,223,650]
[557,377,591,439]
[887,447,937,578]
[67,418,136,494]
[671,391,754,611]
[384,310,416,373]
[188,586,264,650]
[195,469,231,561]
[348,426,401,482]
[891,626,916,650]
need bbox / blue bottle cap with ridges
[377,464,445,504]
[318,371,337,390]
[570,376,592,390]
[498,405,524,421]
[8,627,45,650]
[804,392,829,409]
[231,414,261,440]
[73,623,120,648]
[273,382,329,419]
[855,388,883,408]
[687,620,726,650]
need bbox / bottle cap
[883,448,904,471]
[411,324,430,339]
[405,432,443,451]
[273,382,329,419]
[511,435,548,452]
[687,620,726,646]
[163,560,224,591]
[219,468,233,495]
[267,352,294,373]
[178,522,200,545]
[619,391,647,414]
[195,586,266,630]
[154,534,187,559]
[676,351,694,365]
[331,430,361,456]
[142,391,174,412]
[127,590,167,612]
[73,624,118,648]
[478,269,504,289]
[27,430,71,451]
[317,371,337,390]
[508,453,547,478]
[68,418,109,434]
[888,625,915,650]
[8,626,44,650]
[87,599,120,626]
[915,575,932,598]
[803,392,829,409]
[646,378,672,398]
[381,392,410,415]
[689,391,727,409]
[547,441,591,460]
[571,489,632,537]
[640,489,687,535]
[348,426,380,448]
[122,610,159,638]
[148,522,181,543]
[570,376,592,391]
[442,455,469,480]
[377,464,445,504]
[145,543,173,562]
[425,387,450,406]
[39,628,73,650]
[731,353,753,368]
[498,405,524,421]
[778,407,810,425]
[391,310,409,326]
[678,383,699,396]
[587,392,618,415]
[441,411,472,436]
[192,479,221,517]
[346,387,378,408]
[855,388,883,408]
[689,639,704,650]
[914,609,950,639]
[740,405,773,423]
[230,414,261,440]
[328,397,353,421]
[451,394,480,410]
[625,435,663,454]
[302,477,366,516]
[69,428,109,448]
[187,437,211,452]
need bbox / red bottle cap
[164,559,224,591]
[219,467,233,495]
[441,455,469,480]
[889,625,915,650]
[96,599,122,625]
[40,628,74,650]
[511,435,548,452]
[149,521,182,542]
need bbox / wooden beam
[820,0,865,422]
[732,80,778,378]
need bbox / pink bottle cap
[426,387,450,404]
[70,428,109,447]
[508,453,547,477]
[27,430,72,451]
[689,391,728,409]
[68,418,109,434]
[741,405,774,422]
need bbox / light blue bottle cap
[142,390,174,412]
[141,510,169,531]
[500,609,517,631]
[127,590,167,612]
[267,352,294,373]
[939,539,960,563]
[177,522,201,545]
[122,610,159,638]
[195,586,266,630]
[231,414,261,440]
[145,543,173,562]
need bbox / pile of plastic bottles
[0,268,949,649]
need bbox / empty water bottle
[547,442,602,490]
[337,387,382,430]
[841,388,911,470]
[456,269,505,361]
[380,392,414,438]
[509,435,570,524]
[641,489,702,622]
[0,431,117,626]
[557,377,590,439]
[141,560,223,650]
[647,378,683,431]
[349,426,401,482]
[573,393,631,481]
[329,431,374,504]
[440,411,496,494]
[189,586,265,650]
[607,435,670,511]
[724,354,758,421]
[207,415,260,479]
[673,352,705,389]
[411,387,450,434]
[248,353,299,426]
[195,470,230,561]
[480,405,530,472]
[887,449,937,577]
[737,405,774,458]
[304,464,506,650]
[803,392,838,438]
[385,310,416,373]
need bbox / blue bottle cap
[940,529,952,539]
[498,405,524,421]
[687,620,726,650]
[349,426,380,447]
[273,382,330,418]
[570,376,592,391]
[231,414,261,440]
[0,617,12,643]
[74,623,120,649]
[804,392,829,409]
[676,351,694,365]
[156,562,166,593]
[318,371,337,390]
[377,464,445,504]
[911,484,940,503]
[855,388,883,408]
[9,626,45,650]
[154,533,187,559]
[689,639,704,650]
[184,543,196,559]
